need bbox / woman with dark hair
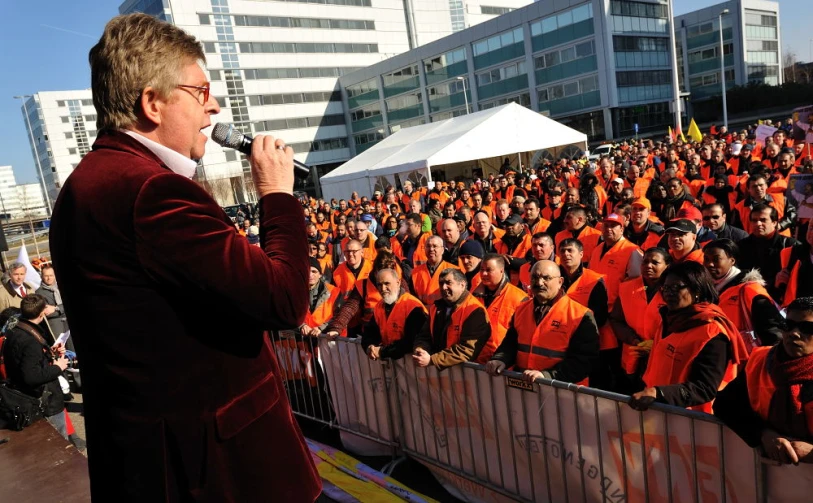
[384,216,400,238]
[609,248,671,390]
[715,297,813,465]
[629,262,748,413]
[703,239,784,351]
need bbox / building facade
[675,0,781,102]
[340,0,686,156]
[0,166,48,219]
[17,91,96,211]
[117,0,531,202]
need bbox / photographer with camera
[2,295,69,436]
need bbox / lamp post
[13,95,52,217]
[456,76,470,114]
[718,9,730,130]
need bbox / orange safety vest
[564,268,605,308]
[391,233,429,266]
[513,295,590,386]
[555,226,603,260]
[355,278,383,324]
[495,233,533,259]
[744,347,813,436]
[670,247,705,265]
[541,205,562,222]
[475,282,529,364]
[333,260,373,296]
[734,194,790,237]
[618,277,666,374]
[468,273,483,293]
[589,239,641,350]
[428,293,487,349]
[526,218,551,236]
[718,280,772,354]
[412,261,457,306]
[373,293,427,346]
[304,283,341,328]
[643,318,738,414]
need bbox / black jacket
[729,194,798,233]
[737,233,800,300]
[3,320,65,416]
[712,223,749,243]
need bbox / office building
[0,166,48,219]
[340,0,686,157]
[117,0,532,202]
[674,0,781,102]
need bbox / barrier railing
[272,332,813,503]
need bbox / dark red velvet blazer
[49,131,320,502]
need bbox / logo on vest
[551,320,561,328]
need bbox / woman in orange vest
[714,297,813,465]
[703,239,784,353]
[629,261,748,414]
[609,247,670,391]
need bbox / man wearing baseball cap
[624,198,663,250]
[665,219,704,264]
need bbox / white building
[17,90,96,211]
[675,0,781,102]
[116,0,532,202]
[0,166,48,219]
[16,184,48,218]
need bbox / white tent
[320,102,588,202]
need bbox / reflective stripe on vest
[514,295,589,385]
[643,319,737,414]
[373,293,427,346]
[475,283,529,364]
[428,294,486,349]
[618,277,665,374]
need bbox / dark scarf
[768,346,813,440]
[663,302,747,366]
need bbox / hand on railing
[629,387,658,411]
[484,360,505,376]
[412,348,431,368]
[324,330,340,341]
[367,345,381,361]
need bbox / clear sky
[0,0,809,184]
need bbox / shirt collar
[124,130,198,179]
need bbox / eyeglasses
[531,275,561,283]
[661,283,689,294]
[784,319,813,337]
[176,84,211,105]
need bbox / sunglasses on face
[784,319,813,337]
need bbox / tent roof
[322,102,588,184]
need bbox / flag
[15,241,41,290]
[668,126,675,142]
[688,118,703,142]
[676,123,686,142]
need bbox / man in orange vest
[624,198,663,250]
[472,254,529,363]
[412,268,491,371]
[523,198,551,236]
[299,258,343,337]
[495,213,532,283]
[665,219,704,264]
[471,211,505,254]
[555,206,602,260]
[411,236,458,306]
[519,233,556,292]
[714,297,813,465]
[558,238,608,329]
[730,173,797,237]
[459,241,485,292]
[391,214,430,267]
[484,260,599,385]
[332,239,374,296]
[361,268,427,361]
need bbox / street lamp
[13,95,52,217]
[456,76,470,114]
[718,9,730,129]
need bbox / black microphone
[210,123,311,179]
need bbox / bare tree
[784,49,798,83]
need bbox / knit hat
[459,240,484,259]
[309,258,323,273]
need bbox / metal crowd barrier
[270,332,813,503]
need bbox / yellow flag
[687,118,703,142]
[668,126,674,141]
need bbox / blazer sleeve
[132,173,308,329]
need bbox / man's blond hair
[89,13,205,132]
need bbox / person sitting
[714,297,813,465]
[629,262,748,413]
[361,269,427,361]
[412,268,491,371]
[2,295,70,436]
[472,254,529,363]
[609,247,670,390]
[485,260,599,385]
[703,239,783,352]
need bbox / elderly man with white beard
[361,269,427,361]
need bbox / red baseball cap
[603,213,625,226]
[677,205,702,222]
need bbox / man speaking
[48,14,320,502]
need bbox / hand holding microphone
[211,123,310,197]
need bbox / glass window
[575,41,593,57]
[561,47,576,63]
[580,75,598,92]
[564,82,579,96]
[545,51,560,67]
[542,17,557,34]
[550,85,564,99]
[557,11,573,27]
[572,4,590,23]
[538,88,548,102]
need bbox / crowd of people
[285,119,813,465]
